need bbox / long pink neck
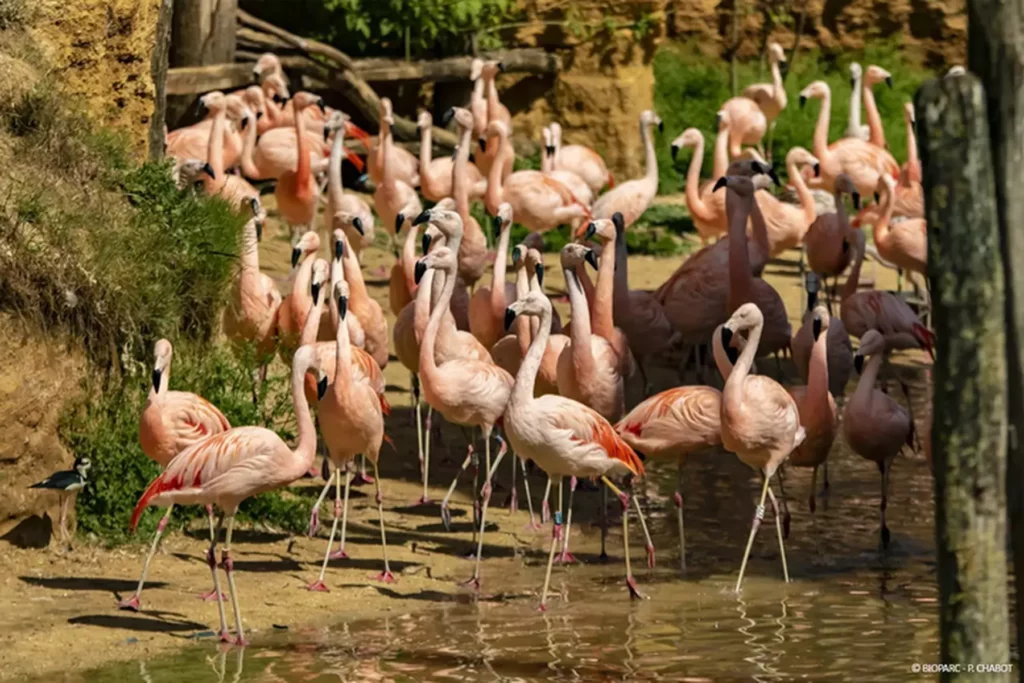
[789,157,817,226]
[205,109,227,193]
[380,119,395,190]
[514,263,532,355]
[490,222,511,319]
[485,75,500,121]
[511,304,552,407]
[564,263,596,378]
[485,130,508,212]
[806,325,830,424]
[576,263,596,310]
[541,137,551,172]
[419,121,433,170]
[454,125,472,216]
[842,242,864,301]
[904,117,921,184]
[853,349,883,409]
[726,189,755,311]
[240,111,261,178]
[299,279,322,346]
[413,266,434,341]
[292,253,316,329]
[401,225,419,296]
[592,243,616,338]
[287,356,318,480]
[640,121,657,182]
[863,81,886,148]
[711,127,729,180]
[327,125,346,214]
[295,106,310,184]
[686,135,715,224]
[872,184,896,247]
[341,239,370,308]
[723,316,762,410]
[612,229,629,320]
[811,91,834,167]
[332,291,353,399]
[420,262,457,380]
[240,220,260,281]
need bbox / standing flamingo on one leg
[129,346,327,646]
[118,339,231,612]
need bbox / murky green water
[59,366,964,682]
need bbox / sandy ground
[0,192,929,681]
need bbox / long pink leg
[220,515,247,646]
[351,454,374,486]
[118,505,175,610]
[207,513,230,642]
[556,477,577,564]
[540,477,552,525]
[603,477,644,600]
[199,505,227,601]
[520,457,540,530]
[632,491,656,569]
[538,476,563,611]
[440,445,474,531]
[371,460,396,583]
[307,474,333,538]
[308,467,344,591]
[468,437,508,590]
[329,464,352,560]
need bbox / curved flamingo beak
[413,210,432,226]
[813,317,822,341]
[422,233,432,254]
[352,217,364,236]
[852,192,861,210]
[854,355,864,374]
[584,249,599,270]
[504,307,517,331]
[317,373,328,400]
[151,369,161,393]
[536,263,545,288]
[291,247,302,268]
[492,215,503,240]
[713,177,728,192]
[414,260,428,285]
[310,281,321,305]
[334,238,343,261]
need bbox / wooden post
[917,74,1010,679]
[167,0,238,127]
[147,0,173,160]
[967,0,1024,671]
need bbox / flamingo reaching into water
[843,330,914,548]
[504,291,647,608]
[786,306,840,514]
[118,340,231,612]
[549,121,613,194]
[307,278,394,590]
[591,111,663,227]
[719,303,804,591]
[799,81,900,197]
[130,345,327,646]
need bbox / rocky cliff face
[28,0,164,158]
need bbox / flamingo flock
[36,50,934,647]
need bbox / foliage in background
[62,343,309,544]
[241,0,518,58]
[654,40,934,195]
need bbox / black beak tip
[151,369,161,393]
[850,78,857,89]
[412,210,431,226]
[441,108,455,127]
[504,308,516,331]
[812,318,822,341]
[478,138,487,152]
[324,127,330,143]
[671,144,679,161]
[768,168,781,186]
[255,220,263,242]
[334,239,344,260]
[240,116,249,131]
[492,214,503,239]
[584,250,599,270]
[497,62,506,72]
[842,238,850,253]
[657,121,664,133]
[352,217,364,236]
[256,110,263,120]
[584,222,596,240]
[421,234,432,254]
[799,95,807,108]
[813,162,821,177]
[395,213,405,232]
[338,295,348,320]
[874,192,880,204]
[311,282,322,305]
[536,263,545,287]
[885,76,893,88]
[202,162,215,180]
[291,248,301,268]
[725,344,739,365]
[414,261,427,285]
[713,177,728,192]
[720,327,734,353]
[852,192,861,210]
[854,355,864,374]
[612,212,625,233]
[317,98,326,113]
[416,125,421,137]
[317,375,328,400]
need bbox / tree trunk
[167,0,238,128]
[917,73,1011,680]
[967,0,1024,672]
[147,0,174,160]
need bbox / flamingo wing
[536,396,645,476]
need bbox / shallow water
[68,366,951,682]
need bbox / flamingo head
[334,279,350,321]
[253,53,281,82]
[865,64,893,89]
[799,80,830,108]
[196,91,227,117]
[769,42,787,72]
[480,60,504,80]
[415,246,456,285]
[469,58,484,81]
[243,86,266,117]
[263,72,290,101]
[416,110,432,135]
[293,92,325,114]
[811,305,831,341]
[412,208,463,244]
[291,231,321,269]
[579,218,615,243]
[525,248,545,285]
[151,339,173,393]
[721,303,765,351]
[511,244,526,268]
[903,102,916,126]
[670,127,702,161]
[560,242,597,270]
[849,62,863,88]
[504,291,552,331]
[855,330,886,373]
[542,126,554,155]
[493,202,513,238]
[641,110,663,134]
[310,259,329,306]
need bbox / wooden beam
[168,48,560,94]
[918,73,1011,679]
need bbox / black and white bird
[29,456,91,545]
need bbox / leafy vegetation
[62,344,309,543]
[654,40,934,195]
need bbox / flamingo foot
[538,602,549,612]
[198,589,227,602]
[351,472,374,486]
[440,503,452,531]
[626,575,645,601]
[306,580,329,592]
[373,570,397,584]
[525,519,543,531]
[235,636,250,647]
[556,551,577,565]
[646,544,656,569]
[117,594,141,611]
[541,500,550,524]
[307,509,320,538]
[415,495,431,506]
[328,548,349,560]
[463,576,481,591]
[219,631,235,644]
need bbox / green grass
[654,40,934,195]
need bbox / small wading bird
[129,346,328,646]
[29,456,91,547]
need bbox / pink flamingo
[804,173,859,299]
[866,174,927,278]
[591,111,663,227]
[799,81,900,196]
[840,229,934,355]
[198,92,260,212]
[503,291,647,607]
[525,244,564,334]
[367,99,419,188]
[374,98,422,243]
[276,231,322,357]
[119,339,231,611]
[754,147,819,256]
[671,126,728,243]
[469,58,489,141]
[616,381,721,572]
[786,305,840,514]
[448,107,488,287]
[718,95,767,159]
[861,65,893,149]
[476,61,514,182]
[549,122,614,194]
[540,127,595,207]
[845,63,870,141]
[324,112,374,256]
[275,92,325,236]
[389,217,420,317]
[741,43,789,126]
[130,345,326,645]
[417,110,485,202]
[843,330,913,548]
[719,303,804,591]
[222,214,282,362]
[469,203,517,349]
[166,93,246,169]
[852,102,923,224]
[307,277,394,590]
[489,244,534,378]
[415,239,514,588]
[484,120,589,233]
[332,230,389,369]
[901,102,922,184]
[792,273,853,399]
[580,218,637,379]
